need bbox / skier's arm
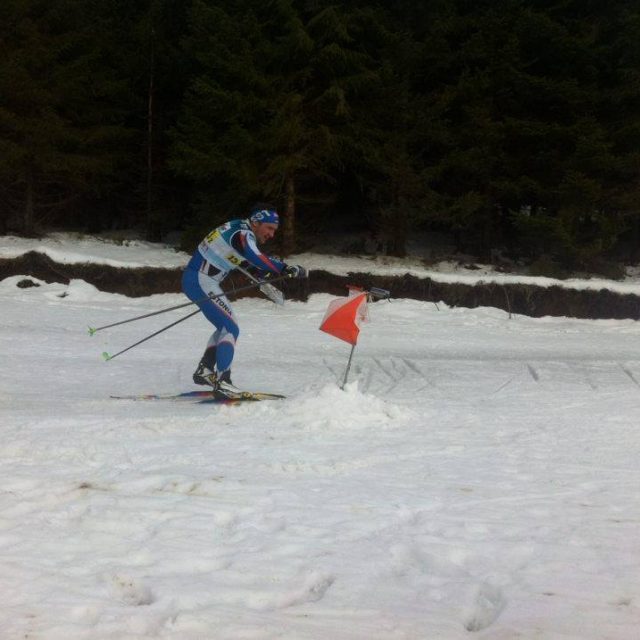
[233,230,286,275]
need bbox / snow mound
[52,279,125,302]
[0,275,49,291]
[0,275,128,303]
[238,382,417,431]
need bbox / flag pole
[341,344,357,390]
[340,291,371,389]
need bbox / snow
[300,253,640,295]
[1,238,640,639]
[4,232,640,294]
[0,232,188,269]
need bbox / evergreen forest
[1,0,639,274]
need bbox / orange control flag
[319,288,369,345]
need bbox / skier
[182,204,306,396]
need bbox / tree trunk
[0,206,7,235]
[24,164,35,236]
[387,208,407,257]
[282,175,296,256]
[145,28,158,241]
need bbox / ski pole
[99,273,292,361]
[88,295,209,335]
[102,307,202,361]
[88,273,291,335]
[217,265,285,305]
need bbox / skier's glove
[283,264,307,279]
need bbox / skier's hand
[283,264,307,279]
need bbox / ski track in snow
[1,276,640,639]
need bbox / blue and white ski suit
[182,219,286,374]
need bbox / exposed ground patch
[2,250,640,320]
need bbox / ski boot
[192,347,217,386]
[216,370,242,397]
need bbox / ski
[111,389,285,404]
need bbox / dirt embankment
[2,250,640,320]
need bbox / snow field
[1,276,640,639]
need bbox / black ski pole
[204,265,285,305]
[88,273,291,335]
[99,273,292,361]
[88,296,208,335]
[102,307,202,361]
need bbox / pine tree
[351,3,440,257]
[169,0,263,241]
[0,0,133,235]
[413,0,640,268]
[593,2,640,262]
[126,0,193,240]
[171,0,389,254]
